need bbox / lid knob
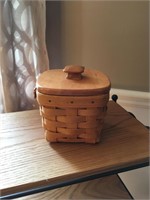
[63,65,85,80]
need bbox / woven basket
[35,65,111,144]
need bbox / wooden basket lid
[37,65,111,96]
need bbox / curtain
[0,0,49,113]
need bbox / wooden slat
[41,107,66,116]
[78,107,105,116]
[56,115,85,123]
[37,92,109,108]
[0,101,149,196]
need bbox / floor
[119,167,149,199]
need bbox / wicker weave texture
[37,92,109,143]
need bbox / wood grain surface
[17,175,132,199]
[0,101,149,196]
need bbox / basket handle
[63,65,85,80]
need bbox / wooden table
[0,101,149,199]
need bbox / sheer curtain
[0,0,49,113]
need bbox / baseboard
[110,88,150,126]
